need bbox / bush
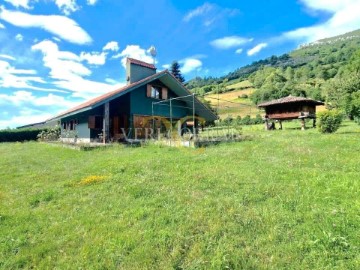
[234,116,242,126]
[0,128,48,142]
[37,127,61,141]
[217,115,264,126]
[241,115,251,125]
[318,110,343,133]
[222,116,233,126]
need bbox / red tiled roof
[52,70,168,120]
[257,95,324,107]
[127,57,156,70]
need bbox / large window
[147,84,168,100]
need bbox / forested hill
[186,28,360,94]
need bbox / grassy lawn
[1,122,360,269]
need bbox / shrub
[222,116,233,126]
[318,110,343,133]
[234,116,242,126]
[37,127,61,141]
[0,128,48,142]
[241,115,251,125]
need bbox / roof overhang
[158,74,218,122]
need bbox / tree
[347,49,360,74]
[285,67,294,81]
[348,92,360,124]
[326,50,360,120]
[170,61,185,83]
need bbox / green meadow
[1,122,360,269]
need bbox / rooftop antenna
[149,46,157,65]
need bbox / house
[257,95,324,130]
[48,58,217,143]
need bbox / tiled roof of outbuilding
[257,95,324,107]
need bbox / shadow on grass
[337,131,360,134]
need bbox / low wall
[60,137,91,144]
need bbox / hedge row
[220,114,263,126]
[0,128,48,142]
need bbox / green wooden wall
[130,85,190,118]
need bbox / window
[62,119,77,130]
[147,84,168,100]
[88,116,103,129]
[150,86,160,99]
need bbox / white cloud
[183,2,239,27]
[0,59,65,92]
[4,0,32,9]
[210,36,253,49]
[31,40,123,98]
[114,45,155,68]
[34,93,74,106]
[52,36,61,42]
[79,51,106,65]
[235,48,243,54]
[0,59,33,75]
[87,0,98,5]
[179,58,202,74]
[15,33,23,41]
[300,0,354,13]
[247,43,268,56]
[53,0,79,15]
[0,91,76,108]
[0,22,5,29]
[0,6,92,45]
[104,78,120,85]
[103,41,119,52]
[183,3,214,22]
[162,64,170,69]
[0,54,16,60]
[54,78,124,99]
[283,0,360,42]
[0,112,53,129]
[32,40,91,79]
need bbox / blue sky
[1,0,360,129]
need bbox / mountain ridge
[186,28,360,93]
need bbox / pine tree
[170,61,185,83]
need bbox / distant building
[257,95,324,130]
[17,120,58,130]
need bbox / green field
[1,122,360,269]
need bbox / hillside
[187,29,360,90]
[203,80,261,118]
